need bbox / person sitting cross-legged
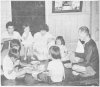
[71,26,99,78]
[2,39,33,80]
[37,46,65,83]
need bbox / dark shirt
[75,39,99,73]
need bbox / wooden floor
[1,45,99,86]
[1,75,99,86]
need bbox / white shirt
[47,59,65,82]
[1,31,21,40]
[57,45,68,58]
[33,32,54,55]
[76,40,84,53]
[21,32,34,47]
[47,39,55,49]
[3,55,17,79]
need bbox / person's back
[47,59,65,82]
[84,39,99,74]
[3,54,17,80]
[74,26,99,77]
[47,46,65,82]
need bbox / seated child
[37,46,65,83]
[2,39,33,80]
[55,36,70,62]
[21,24,34,60]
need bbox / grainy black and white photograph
[0,0,100,86]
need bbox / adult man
[1,21,21,43]
[72,26,99,77]
[1,21,21,50]
[1,21,21,66]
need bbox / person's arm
[8,69,14,74]
[77,46,93,66]
[78,57,84,62]
[45,62,52,76]
[84,46,93,66]
[13,60,20,66]
[1,38,12,44]
[16,32,22,42]
[75,52,85,59]
[8,66,16,74]
[19,61,32,67]
[8,60,19,74]
[68,51,84,63]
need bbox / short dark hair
[79,26,90,36]
[49,46,61,59]
[8,48,19,59]
[56,36,65,45]
[6,21,14,28]
[23,23,30,28]
[9,39,21,59]
[40,24,49,32]
[10,39,21,51]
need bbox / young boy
[38,46,65,83]
[2,39,33,80]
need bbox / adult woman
[33,24,55,60]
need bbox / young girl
[3,39,33,80]
[37,46,65,83]
[21,24,34,60]
[55,36,70,62]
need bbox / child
[21,24,34,60]
[55,36,70,62]
[37,46,65,83]
[2,39,33,80]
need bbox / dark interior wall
[11,1,45,35]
